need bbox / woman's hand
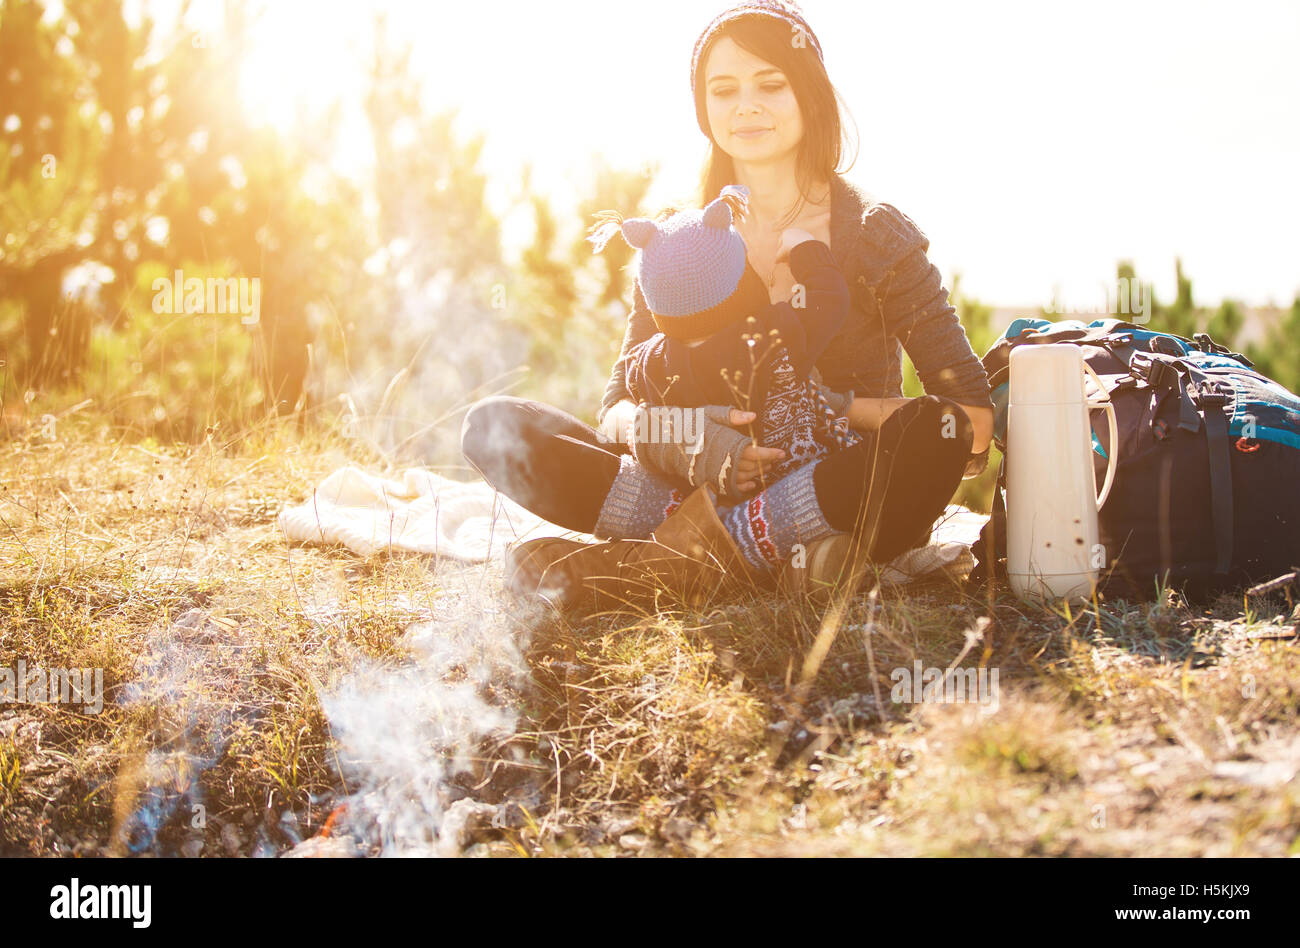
[958,403,994,455]
[598,399,640,447]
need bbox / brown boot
[504,536,591,610]
[505,534,671,612]
[632,485,765,608]
[777,533,863,605]
[508,487,762,613]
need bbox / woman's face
[702,36,804,165]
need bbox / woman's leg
[813,394,973,562]
[460,395,687,539]
[721,395,973,571]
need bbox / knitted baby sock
[592,454,686,541]
[722,460,843,572]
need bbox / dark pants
[460,394,972,563]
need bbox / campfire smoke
[318,580,533,856]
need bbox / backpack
[969,317,1300,602]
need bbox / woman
[461,0,993,610]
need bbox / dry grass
[2,409,1299,857]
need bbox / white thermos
[1006,344,1118,604]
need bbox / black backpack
[969,317,1300,602]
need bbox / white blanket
[277,466,581,561]
[277,466,989,585]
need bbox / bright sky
[223,0,1300,308]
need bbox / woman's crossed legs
[460,393,972,571]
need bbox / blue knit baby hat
[591,185,755,340]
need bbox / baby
[591,184,856,495]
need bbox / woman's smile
[732,126,772,139]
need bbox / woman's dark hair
[691,12,858,228]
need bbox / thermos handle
[1082,362,1119,509]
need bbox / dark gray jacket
[599,174,993,425]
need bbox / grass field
[2,411,1298,858]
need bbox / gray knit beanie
[690,1,826,138]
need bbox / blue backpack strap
[1166,364,1237,574]
[1195,380,1235,575]
[1193,332,1255,368]
[1129,352,1236,575]
[1132,353,1203,432]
